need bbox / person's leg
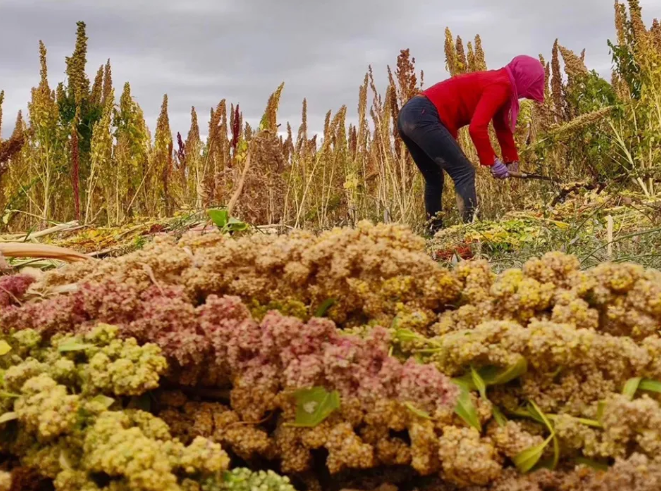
[398,98,446,232]
[398,96,478,224]
[398,129,445,230]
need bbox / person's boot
[424,217,443,238]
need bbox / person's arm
[493,105,519,163]
[468,83,511,166]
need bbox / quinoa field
[1,1,661,490]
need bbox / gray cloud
[2,0,661,140]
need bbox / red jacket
[422,68,518,166]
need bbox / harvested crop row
[26,221,464,330]
[1,222,661,490]
[0,324,296,491]
[14,221,660,340]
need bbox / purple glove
[506,161,519,174]
[490,159,509,179]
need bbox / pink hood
[504,55,545,131]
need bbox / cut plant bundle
[0,243,92,263]
[1,222,661,490]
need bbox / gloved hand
[490,159,509,179]
[506,161,519,174]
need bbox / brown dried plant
[444,28,457,76]
[467,42,477,72]
[474,35,487,71]
[455,36,468,75]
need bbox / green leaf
[471,366,487,400]
[622,377,642,400]
[492,405,508,427]
[393,328,424,343]
[518,404,544,425]
[91,395,115,409]
[453,357,529,393]
[208,209,229,228]
[0,341,11,356]
[454,385,481,432]
[571,417,603,429]
[226,217,248,232]
[513,435,554,473]
[527,400,559,470]
[575,457,609,471]
[289,387,340,428]
[22,227,35,242]
[0,391,19,399]
[404,402,433,420]
[480,356,528,386]
[526,401,547,426]
[451,374,474,391]
[58,341,95,353]
[314,298,336,318]
[0,412,17,424]
[639,379,661,394]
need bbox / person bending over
[397,54,545,234]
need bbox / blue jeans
[397,95,477,229]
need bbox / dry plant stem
[319,154,330,229]
[39,154,53,228]
[83,158,99,225]
[8,221,80,242]
[196,164,205,209]
[610,116,654,198]
[580,225,661,265]
[227,150,252,216]
[6,176,46,221]
[281,162,295,225]
[125,159,154,218]
[115,166,121,225]
[0,242,92,262]
[295,145,328,229]
[320,151,340,229]
[140,262,164,294]
[607,215,614,259]
[373,110,403,221]
[3,209,51,228]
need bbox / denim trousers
[397,95,478,228]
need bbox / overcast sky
[2,0,661,141]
